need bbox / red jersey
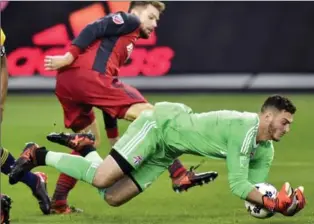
[67,12,141,77]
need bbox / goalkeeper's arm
[226,150,293,213]
[248,142,274,184]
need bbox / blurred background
[1,1,314,224]
[2,1,314,91]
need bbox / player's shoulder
[155,101,193,113]
[109,11,140,28]
[230,111,258,125]
[224,110,259,136]
[217,110,258,125]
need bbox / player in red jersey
[44,2,217,214]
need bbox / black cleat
[9,142,40,184]
[32,172,51,215]
[172,169,218,193]
[1,194,12,224]
[46,132,95,151]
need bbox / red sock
[168,159,187,178]
[52,150,80,205]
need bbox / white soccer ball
[244,183,278,219]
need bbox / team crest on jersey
[240,156,249,168]
[112,13,124,25]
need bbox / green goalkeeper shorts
[113,110,174,191]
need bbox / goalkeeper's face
[268,111,293,142]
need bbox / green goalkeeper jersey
[153,102,274,199]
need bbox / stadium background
[1,1,313,223]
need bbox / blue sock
[1,148,38,192]
[19,172,39,192]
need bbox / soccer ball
[244,183,277,219]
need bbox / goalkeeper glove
[285,186,306,216]
[262,182,293,214]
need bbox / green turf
[1,93,313,224]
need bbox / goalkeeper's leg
[9,144,122,188]
[9,143,143,206]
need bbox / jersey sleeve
[1,29,6,56]
[69,12,140,58]
[226,120,259,200]
[1,29,6,46]
[248,142,274,184]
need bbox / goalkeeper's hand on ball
[262,182,306,216]
[284,186,306,216]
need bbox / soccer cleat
[47,132,95,152]
[8,142,41,183]
[50,201,83,214]
[172,168,218,193]
[33,172,51,215]
[1,194,12,224]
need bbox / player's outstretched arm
[226,145,255,200]
[44,12,140,71]
[70,12,140,57]
[44,52,74,71]
[228,149,296,215]
[226,122,260,200]
[248,143,274,184]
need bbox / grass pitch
[1,93,313,224]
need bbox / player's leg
[9,108,160,207]
[103,161,168,207]
[19,149,165,208]
[104,176,140,207]
[52,70,126,213]
[79,74,217,193]
[9,143,120,188]
[103,111,119,147]
[1,147,51,214]
[123,102,154,121]
[46,150,141,207]
[9,143,140,206]
[46,108,161,206]
[103,151,173,206]
[51,91,97,213]
[109,83,219,193]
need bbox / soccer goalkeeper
[9,95,305,215]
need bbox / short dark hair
[128,1,165,13]
[261,95,296,114]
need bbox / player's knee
[141,103,154,111]
[93,176,110,189]
[104,193,124,207]
[93,173,117,189]
[124,103,154,121]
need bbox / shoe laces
[189,159,205,172]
